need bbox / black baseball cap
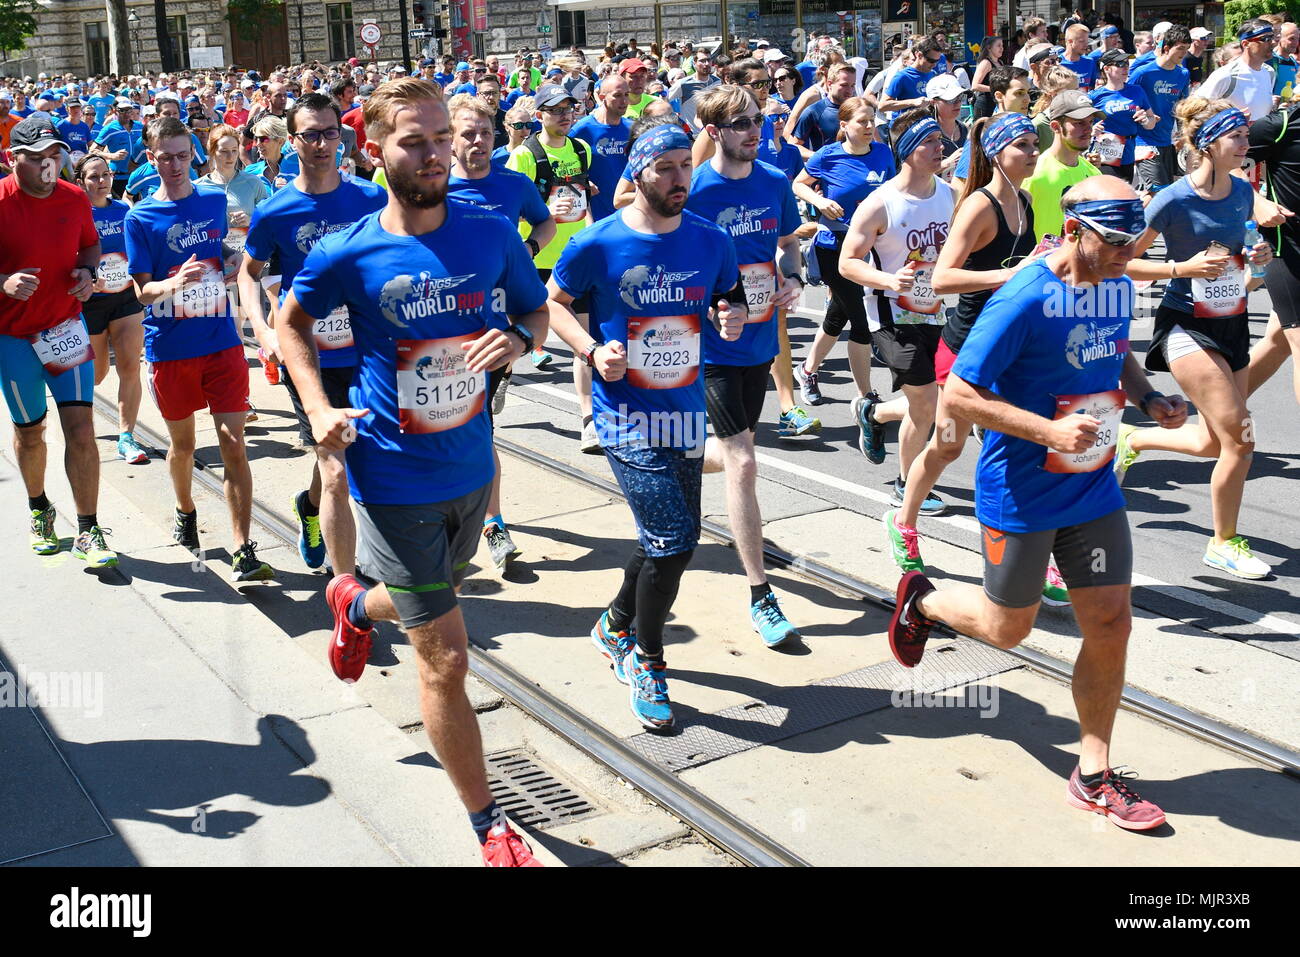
[10,114,68,153]
[1100,49,1130,67]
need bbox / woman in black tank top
[886,114,1057,597]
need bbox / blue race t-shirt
[490,145,512,170]
[58,120,92,159]
[290,199,547,505]
[553,210,740,451]
[792,97,841,152]
[124,185,241,363]
[1089,84,1153,168]
[1129,61,1190,148]
[87,93,117,125]
[94,122,144,177]
[244,176,388,368]
[686,160,801,367]
[758,115,803,180]
[447,167,549,232]
[804,141,895,247]
[90,199,133,299]
[1145,175,1256,314]
[243,159,288,192]
[951,259,1131,533]
[1061,55,1098,88]
[571,115,632,221]
[884,67,929,126]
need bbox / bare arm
[932,192,1013,295]
[237,253,275,358]
[692,132,715,167]
[839,196,913,292]
[971,59,993,94]
[613,177,636,210]
[1124,227,1231,281]
[943,372,1067,447]
[526,214,558,253]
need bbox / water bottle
[258,348,283,385]
[1243,220,1268,279]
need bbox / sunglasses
[775,74,796,81]
[541,106,575,116]
[743,79,772,91]
[718,113,763,131]
[508,120,532,130]
[1071,212,1141,247]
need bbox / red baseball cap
[618,58,649,75]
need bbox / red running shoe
[889,571,936,668]
[326,574,373,683]
[1066,766,1167,831]
[481,823,544,867]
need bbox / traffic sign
[538,24,552,33]
[360,22,382,46]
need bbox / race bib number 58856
[395,333,485,434]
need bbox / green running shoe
[883,508,925,573]
[30,505,59,555]
[73,526,118,568]
[1114,423,1140,481]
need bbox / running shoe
[72,526,118,568]
[117,432,149,465]
[580,419,602,455]
[891,478,947,517]
[482,523,522,570]
[29,505,59,555]
[777,405,821,437]
[1042,562,1071,606]
[1065,766,1166,831]
[883,508,925,573]
[794,360,823,406]
[231,540,275,582]
[750,592,800,648]
[326,573,373,683]
[590,610,635,684]
[1114,423,1140,481]
[853,392,887,464]
[626,655,674,731]
[530,348,554,369]
[1203,536,1270,580]
[481,822,544,867]
[491,372,509,416]
[292,490,326,569]
[173,508,201,558]
[245,403,259,423]
[888,570,936,668]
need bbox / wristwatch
[581,342,599,367]
[505,323,534,352]
[525,237,541,258]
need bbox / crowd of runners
[4,10,1299,863]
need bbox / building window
[557,10,586,48]
[85,22,111,76]
[328,3,357,61]
[166,15,191,70]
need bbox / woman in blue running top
[791,96,895,406]
[1120,98,1275,580]
[75,154,148,464]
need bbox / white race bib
[740,261,777,324]
[226,225,249,251]
[98,251,132,294]
[626,315,701,390]
[547,182,588,224]
[895,260,941,319]
[1191,255,1247,318]
[1044,389,1126,474]
[1095,131,1127,167]
[315,305,354,351]
[29,316,94,375]
[394,333,485,434]
[166,257,227,318]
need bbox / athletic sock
[297,490,319,517]
[29,493,51,513]
[1080,769,1106,789]
[469,800,505,844]
[750,582,771,604]
[483,513,505,531]
[582,414,593,428]
[77,514,98,534]
[347,589,373,630]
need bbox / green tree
[1223,0,1300,44]
[0,0,40,56]
[226,0,286,70]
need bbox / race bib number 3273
[395,333,485,434]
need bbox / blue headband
[627,124,692,179]
[894,117,941,164]
[1066,198,1146,237]
[1194,107,1249,150]
[981,112,1037,158]
[1239,24,1274,42]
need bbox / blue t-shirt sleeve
[955,140,971,180]
[778,180,801,236]
[950,280,1033,388]
[124,211,152,276]
[520,179,550,227]
[244,205,274,263]
[713,230,740,297]
[291,239,343,320]
[552,234,589,299]
[885,72,910,99]
[1144,185,1174,235]
[804,147,826,181]
[792,106,818,143]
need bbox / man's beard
[387,162,446,209]
[721,140,757,163]
[640,177,687,217]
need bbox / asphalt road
[510,276,1300,663]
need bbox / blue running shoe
[626,655,674,731]
[777,405,821,437]
[854,392,887,464]
[891,477,946,517]
[590,610,635,684]
[291,490,327,569]
[750,592,799,648]
[530,349,554,369]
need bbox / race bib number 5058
[395,333,485,434]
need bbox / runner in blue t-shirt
[123,114,273,583]
[87,85,118,126]
[444,95,558,570]
[1089,50,1158,181]
[1129,24,1192,195]
[91,100,144,197]
[571,74,633,222]
[240,93,387,575]
[276,81,548,867]
[888,177,1188,832]
[687,86,806,649]
[878,38,942,133]
[548,123,747,732]
[57,100,92,163]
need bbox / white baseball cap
[926,73,966,101]
[763,48,789,63]
[1153,21,1173,37]
[1190,27,1213,41]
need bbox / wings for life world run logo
[618,264,706,309]
[1042,279,1134,369]
[164,219,220,255]
[294,219,351,255]
[715,204,777,238]
[378,272,508,328]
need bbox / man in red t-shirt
[0,115,116,566]
[0,93,19,150]
[341,84,372,153]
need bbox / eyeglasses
[294,128,341,144]
[541,106,575,116]
[153,150,192,165]
[718,113,763,131]
[254,134,280,143]
[742,79,772,91]
[508,121,532,130]
[925,55,942,64]
[1071,212,1142,247]
[775,73,796,82]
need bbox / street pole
[400,0,413,73]
[297,0,306,63]
[154,0,175,72]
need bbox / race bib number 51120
[395,333,485,434]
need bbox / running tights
[608,545,694,661]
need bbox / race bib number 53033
[395,333,485,434]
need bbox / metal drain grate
[628,638,1022,771]
[485,749,598,830]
